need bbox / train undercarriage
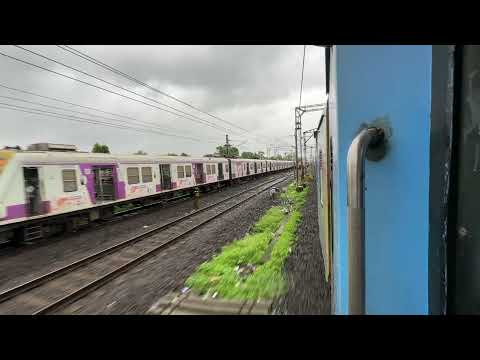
[0,169,285,245]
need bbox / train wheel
[10,227,25,246]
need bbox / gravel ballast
[59,176,293,314]
[0,173,288,293]
[273,183,331,315]
[0,173,331,315]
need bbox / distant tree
[167,153,178,156]
[241,151,257,159]
[257,151,265,159]
[203,154,215,158]
[269,154,283,160]
[92,143,110,153]
[180,152,190,157]
[268,153,293,161]
[216,145,239,158]
[134,150,147,155]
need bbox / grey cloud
[0,45,325,156]
[70,45,325,112]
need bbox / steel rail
[33,175,292,315]
[0,173,291,308]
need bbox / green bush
[185,182,309,300]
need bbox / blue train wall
[328,45,433,314]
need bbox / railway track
[110,176,266,219]
[0,193,194,250]
[0,174,292,315]
[0,174,278,250]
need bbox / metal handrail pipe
[347,127,385,315]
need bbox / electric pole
[294,104,325,186]
[302,129,315,177]
[294,127,299,185]
[303,131,308,174]
[225,134,231,158]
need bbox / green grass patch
[281,182,308,210]
[252,207,285,234]
[232,210,303,299]
[185,182,309,301]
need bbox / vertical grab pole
[347,127,385,315]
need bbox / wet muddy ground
[273,184,331,315]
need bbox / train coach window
[177,165,185,179]
[185,165,192,177]
[62,169,77,192]
[141,167,152,183]
[127,167,140,184]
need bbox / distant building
[27,143,77,152]
[3,145,22,151]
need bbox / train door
[316,113,333,283]
[93,166,116,202]
[23,167,42,216]
[159,164,172,190]
[254,162,257,174]
[246,162,250,175]
[228,159,233,179]
[218,163,224,180]
[193,163,204,184]
[449,45,480,314]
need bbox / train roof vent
[27,143,78,152]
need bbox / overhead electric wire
[13,45,237,135]
[0,83,223,141]
[55,45,277,146]
[0,83,144,122]
[0,83,289,150]
[1,46,291,148]
[13,45,241,136]
[56,45,252,134]
[0,48,236,135]
[0,93,223,141]
[0,102,218,143]
[0,101,221,144]
[299,45,306,107]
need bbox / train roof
[230,158,285,162]
[3,150,291,165]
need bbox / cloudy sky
[0,45,326,157]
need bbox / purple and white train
[0,144,293,243]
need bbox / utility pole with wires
[224,134,231,158]
[303,128,316,175]
[295,45,307,189]
[295,104,325,185]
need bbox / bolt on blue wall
[329,45,432,314]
